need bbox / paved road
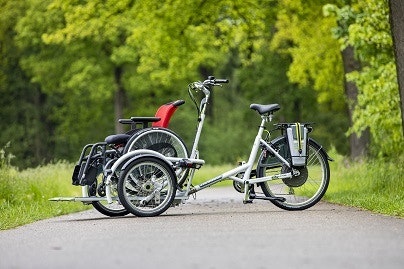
[1,187,403,269]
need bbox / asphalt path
[1,186,403,269]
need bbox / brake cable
[188,83,202,121]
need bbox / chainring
[233,180,245,193]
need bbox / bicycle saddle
[250,104,280,115]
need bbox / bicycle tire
[123,128,189,186]
[89,171,129,217]
[117,156,176,217]
[258,137,330,210]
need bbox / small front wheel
[87,163,129,217]
[258,138,330,210]
[89,175,129,217]
[117,157,176,217]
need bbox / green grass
[0,162,87,230]
[324,152,404,217]
[191,164,234,187]
[1,154,403,230]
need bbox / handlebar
[203,76,229,86]
[189,76,229,94]
[207,75,229,84]
[188,76,229,117]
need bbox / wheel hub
[281,165,308,187]
[142,182,155,192]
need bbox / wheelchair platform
[49,196,114,202]
[49,196,187,208]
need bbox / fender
[120,153,175,172]
[123,127,187,154]
[308,138,334,161]
[110,149,172,175]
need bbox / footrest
[49,196,118,202]
[249,193,286,202]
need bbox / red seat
[152,100,185,128]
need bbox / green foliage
[0,0,402,167]
[348,62,402,156]
[324,0,404,157]
[0,0,56,167]
[2,0,403,230]
[267,0,350,155]
[271,0,346,111]
[9,0,280,165]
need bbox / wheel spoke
[259,138,330,210]
[118,157,176,217]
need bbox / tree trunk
[389,0,404,135]
[114,67,126,134]
[341,45,370,159]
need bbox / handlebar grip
[215,79,229,83]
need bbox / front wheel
[89,172,129,217]
[117,157,176,217]
[258,138,330,210]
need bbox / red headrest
[152,100,185,128]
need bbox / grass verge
[1,155,402,230]
[0,162,87,230]
[324,153,403,217]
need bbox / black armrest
[130,117,161,123]
[118,119,134,125]
[119,117,161,130]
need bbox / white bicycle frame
[171,83,294,203]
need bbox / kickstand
[243,184,255,204]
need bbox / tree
[0,0,55,167]
[324,3,370,158]
[279,0,404,158]
[28,0,139,134]
[270,0,351,155]
[344,0,403,157]
[389,0,404,135]
[14,0,277,164]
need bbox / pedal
[249,193,286,202]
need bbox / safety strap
[295,122,302,154]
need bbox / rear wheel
[258,138,330,210]
[124,128,189,186]
[117,157,176,217]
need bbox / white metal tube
[243,118,266,200]
[190,110,206,159]
[81,186,89,197]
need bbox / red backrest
[152,100,185,128]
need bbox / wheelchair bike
[51,100,188,217]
